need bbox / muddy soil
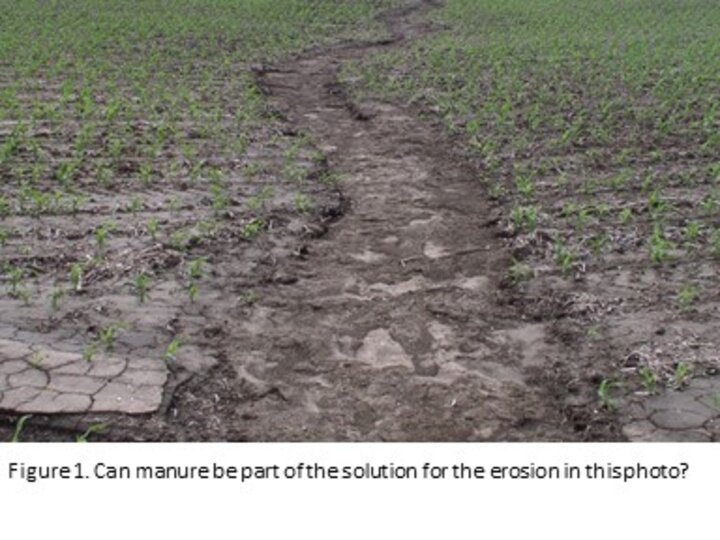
[2,0,717,442]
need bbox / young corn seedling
[188,257,206,281]
[197,220,217,237]
[508,259,534,283]
[0,196,9,217]
[69,195,87,215]
[511,206,538,233]
[128,196,144,216]
[677,284,699,310]
[294,193,313,214]
[5,265,24,296]
[133,273,152,304]
[211,183,230,214]
[170,229,190,251]
[649,224,673,265]
[94,222,116,254]
[246,186,274,212]
[83,341,98,362]
[598,379,619,410]
[640,172,655,192]
[702,193,717,214]
[590,234,609,255]
[70,263,83,292]
[595,203,611,218]
[16,287,32,306]
[139,163,154,186]
[586,325,602,340]
[98,322,125,351]
[562,202,578,218]
[147,217,159,241]
[28,350,46,369]
[684,222,702,244]
[575,208,592,230]
[55,160,77,188]
[674,362,691,387]
[242,218,264,238]
[98,167,113,188]
[554,240,574,274]
[487,181,507,199]
[648,189,670,217]
[187,282,199,303]
[11,415,32,442]
[638,367,657,395]
[515,174,535,199]
[76,423,107,443]
[50,286,65,311]
[164,337,182,361]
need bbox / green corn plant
[702,193,717,214]
[98,167,113,188]
[562,202,578,218]
[98,322,125,351]
[187,281,199,303]
[69,195,88,215]
[170,229,190,251]
[164,337,183,361]
[649,224,673,264]
[648,189,670,216]
[508,259,533,283]
[554,240,574,274]
[211,183,230,214]
[595,203,611,218]
[50,286,65,311]
[128,196,143,216]
[514,174,535,198]
[5,265,24,296]
[94,222,116,253]
[294,193,313,214]
[511,205,538,232]
[242,218,264,238]
[684,221,702,244]
[677,284,699,310]
[76,423,107,443]
[55,160,77,188]
[28,350,45,369]
[598,379,618,410]
[83,341,98,362]
[11,415,32,442]
[674,362,691,387]
[70,263,83,292]
[147,217,159,240]
[246,186,274,212]
[139,163,153,186]
[188,257,206,280]
[590,234,609,255]
[638,367,657,394]
[17,287,32,306]
[0,196,9,217]
[134,273,152,304]
[575,207,592,230]
[197,220,217,237]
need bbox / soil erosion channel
[238,0,573,440]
